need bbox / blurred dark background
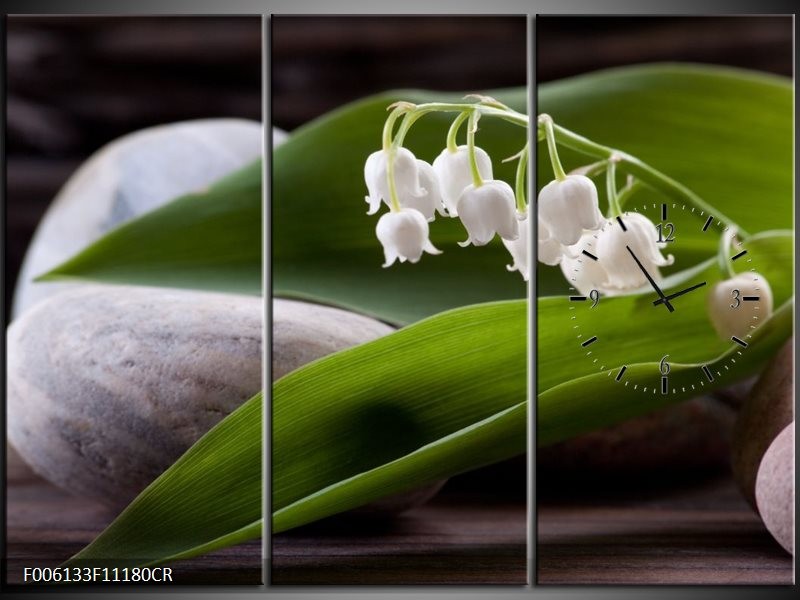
[537,16,793,83]
[271,16,527,131]
[4,16,262,322]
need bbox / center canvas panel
[270,15,529,585]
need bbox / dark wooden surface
[537,475,793,585]
[271,494,528,585]
[5,460,262,585]
[8,454,793,586]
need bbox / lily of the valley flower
[432,145,493,216]
[408,160,446,220]
[559,230,609,296]
[456,180,519,247]
[364,148,444,221]
[537,174,603,245]
[559,213,673,296]
[375,207,441,268]
[707,272,774,340]
[503,211,530,280]
[595,212,674,291]
[538,220,568,266]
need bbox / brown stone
[732,340,794,508]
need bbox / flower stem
[718,227,738,279]
[616,179,643,210]
[393,110,426,148]
[446,111,471,153]
[515,143,529,212]
[467,109,483,188]
[539,118,748,237]
[538,114,567,182]
[380,99,530,207]
[605,157,623,217]
[382,105,411,212]
[569,159,608,179]
[382,105,409,151]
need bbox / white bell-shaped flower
[432,145,493,216]
[456,180,519,247]
[559,230,610,296]
[364,149,444,221]
[403,159,446,221]
[707,272,774,340]
[503,212,530,280]
[375,207,441,268]
[538,220,565,266]
[595,212,674,292]
[537,174,603,245]
[365,148,420,215]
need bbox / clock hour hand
[625,245,674,312]
[653,281,707,306]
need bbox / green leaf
[272,300,527,530]
[273,89,527,325]
[39,161,262,295]
[538,64,792,295]
[538,231,793,394]
[539,298,793,447]
[68,300,530,565]
[63,392,263,568]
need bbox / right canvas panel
[535,15,794,585]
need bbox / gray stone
[12,119,264,318]
[272,298,394,381]
[732,340,793,508]
[7,285,262,508]
[755,422,794,555]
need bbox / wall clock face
[564,202,765,395]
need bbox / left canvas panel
[5,15,264,585]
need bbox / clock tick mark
[615,365,627,381]
[731,336,748,348]
[616,216,627,231]
[661,203,667,221]
[582,250,598,261]
[731,250,748,261]
[569,296,587,301]
[701,365,714,382]
[702,215,713,231]
[581,336,598,347]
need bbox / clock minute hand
[653,281,707,306]
[625,245,674,313]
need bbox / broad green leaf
[538,231,793,393]
[539,298,793,446]
[273,90,527,325]
[275,401,526,533]
[63,392,263,568]
[538,64,792,295]
[39,161,262,295]
[71,285,792,561]
[272,300,527,530]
